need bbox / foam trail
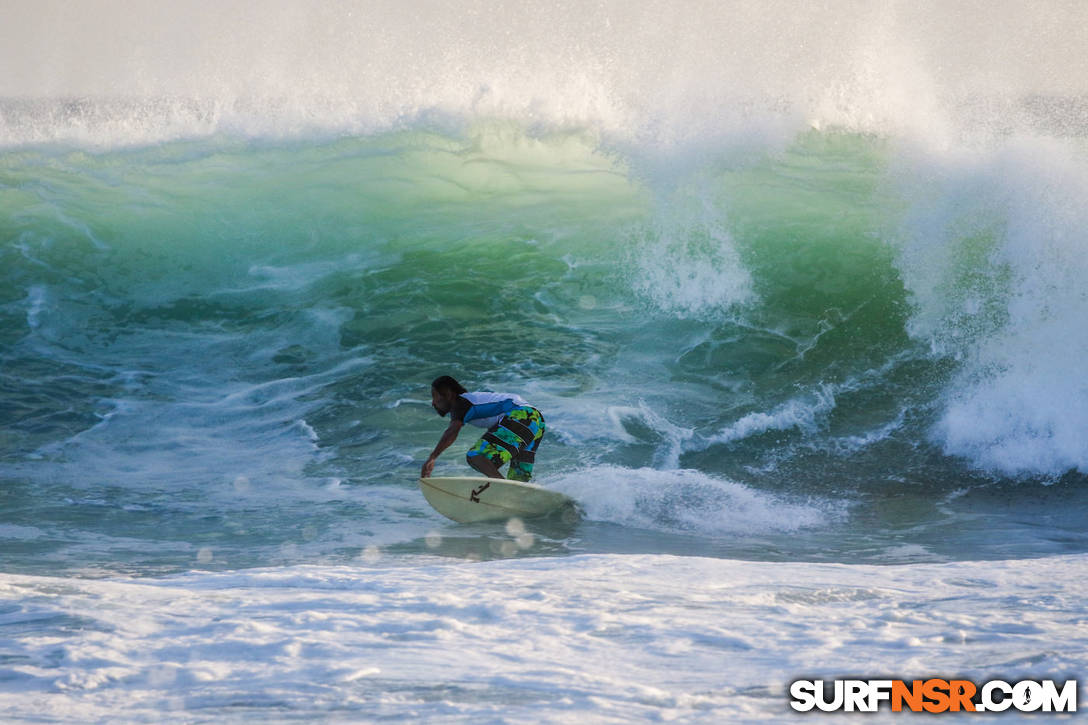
[546,466,836,536]
[699,387,837,448]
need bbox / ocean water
[2,1,1088,721]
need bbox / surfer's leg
[467,452,504,479]
[506,408,545,482]
[466,427,514,479]
[507,458,532,482]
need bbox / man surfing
[422,375,546,482]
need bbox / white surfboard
[419,476,576,524]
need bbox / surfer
[422,375,546,482]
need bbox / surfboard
[419,476,576,524]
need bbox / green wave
[0,124,1078,488]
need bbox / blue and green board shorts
[466,406,545,482]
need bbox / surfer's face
[431,387,452,416]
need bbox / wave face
[2,1,1088,574]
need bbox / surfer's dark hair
[431,375,466,395]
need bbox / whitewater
[2,1,1087,721]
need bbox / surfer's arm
[421,419,463,477]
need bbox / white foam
[626,194,755,319]
[1,553,1084,722]
[545,466,835,536]
[894,137,1088,475]
[602,401,695,468]
[822,409,907,455]
[702,386,837,447]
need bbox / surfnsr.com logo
[789,679,1078,713]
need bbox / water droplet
[196,547,213,564]
[424,531,443,549]
[360,545,381,564]
[505,517,526,536]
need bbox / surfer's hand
[421,457,435,478]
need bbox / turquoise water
[3,123,1087,576]
[4,4,1088,720]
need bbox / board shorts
[465,406,545,482]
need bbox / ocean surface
[2,1,1087,721]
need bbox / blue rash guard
[445,391,545,483]
[448,391,532,428]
